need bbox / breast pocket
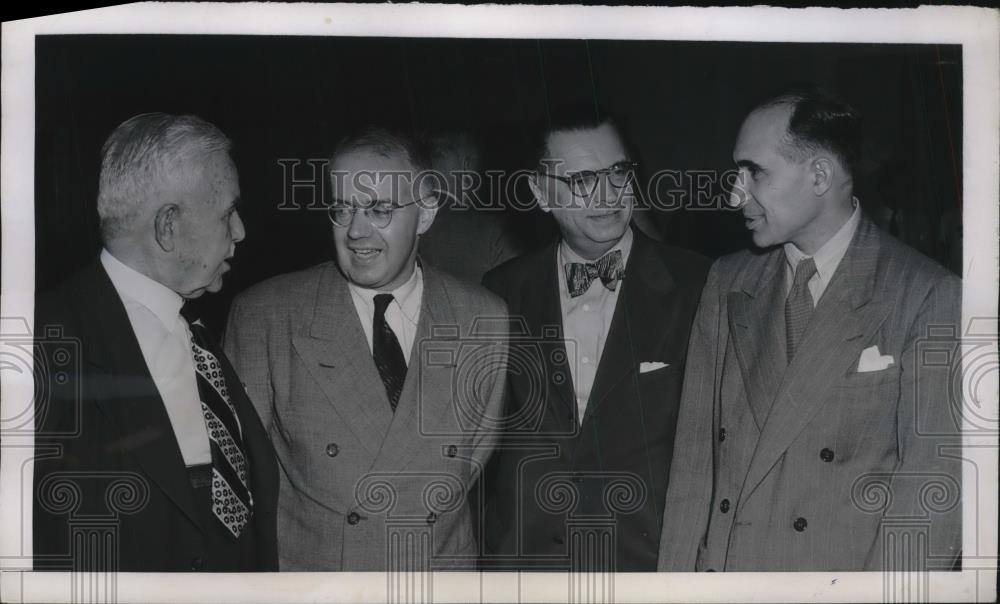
[637,362,682,394]
[839,365,902,389]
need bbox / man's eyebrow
[329,196,391,206]
[230,196,243,211]
[735,159,762,171]
[565,158,630,175]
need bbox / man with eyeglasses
[225,127,508,570]
[479,106,710,571]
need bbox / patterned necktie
[186,315,253,539]
[373,294,407,412]
[784,257,818,363]
[565,249,624,298]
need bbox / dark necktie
[373,293,407,412]
[185,313,253,539]
[784,257,818,363]
[565,249,624,298]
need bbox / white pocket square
[857,345,895,372]
[640,361,670,373]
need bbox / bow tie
[565,249,624,298]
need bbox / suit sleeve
[657,260,721,571]
[467,297,509,481]
[864,274,963,570]
[223,294,274,433]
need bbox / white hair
[97,112,231,240]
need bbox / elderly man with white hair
[33,113,279,572]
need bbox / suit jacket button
[347,512,361,525]
[705,568,716,572]
[326,443,339,457]
[446,445,458,458]
[190,557,203,571]
[820,448,835,462]
[793,517,808,532]
[427,512,438,525]
[718,428,726,442]
[719,498,730,513]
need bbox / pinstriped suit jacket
[657,214,962,571]
[225,261,507,570]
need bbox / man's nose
[593,176,624,209]
[231,210,247,243]
[346,209,374,239]
[728,169,750,209]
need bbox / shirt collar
[347,263,422,310]
[100,248,185,330]
[783,198,861,278]
[559,226,634,275]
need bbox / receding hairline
[539,119,624,165]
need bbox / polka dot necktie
[186,316,253,539]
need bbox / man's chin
[181,279,224,300]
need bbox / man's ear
[415,192,440,236]
[528,173,551,214]
[154,203,180,252]
[810,157,834,196]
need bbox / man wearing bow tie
[480,106,710,571]
[33,113,279,571]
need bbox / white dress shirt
[557,228,634,424]
[100,249,211,466]
[348,264,423,366]
[783,200,862,305]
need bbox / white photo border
[2,4,997,603]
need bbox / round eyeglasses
[538,161,638,199]
[327,197,424,229]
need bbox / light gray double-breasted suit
[658,214,962,571]
[225,261,507,570]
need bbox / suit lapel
[726,250,787,430]
[521,243,577,417]
[82,262,206,534]
[290,262,393,458]
[360,267,456,506]
[741,216,893,500]
[583,232,677,422]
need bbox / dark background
[35,35,963,327]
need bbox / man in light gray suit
[658,86,962,571]
[225,127,507,570]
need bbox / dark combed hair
[329,125,433,173]
[755,84,863,179]
[532,102,626,169]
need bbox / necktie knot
[566,249,624,298]
[374,293,394,317]
[792,257,817,288]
